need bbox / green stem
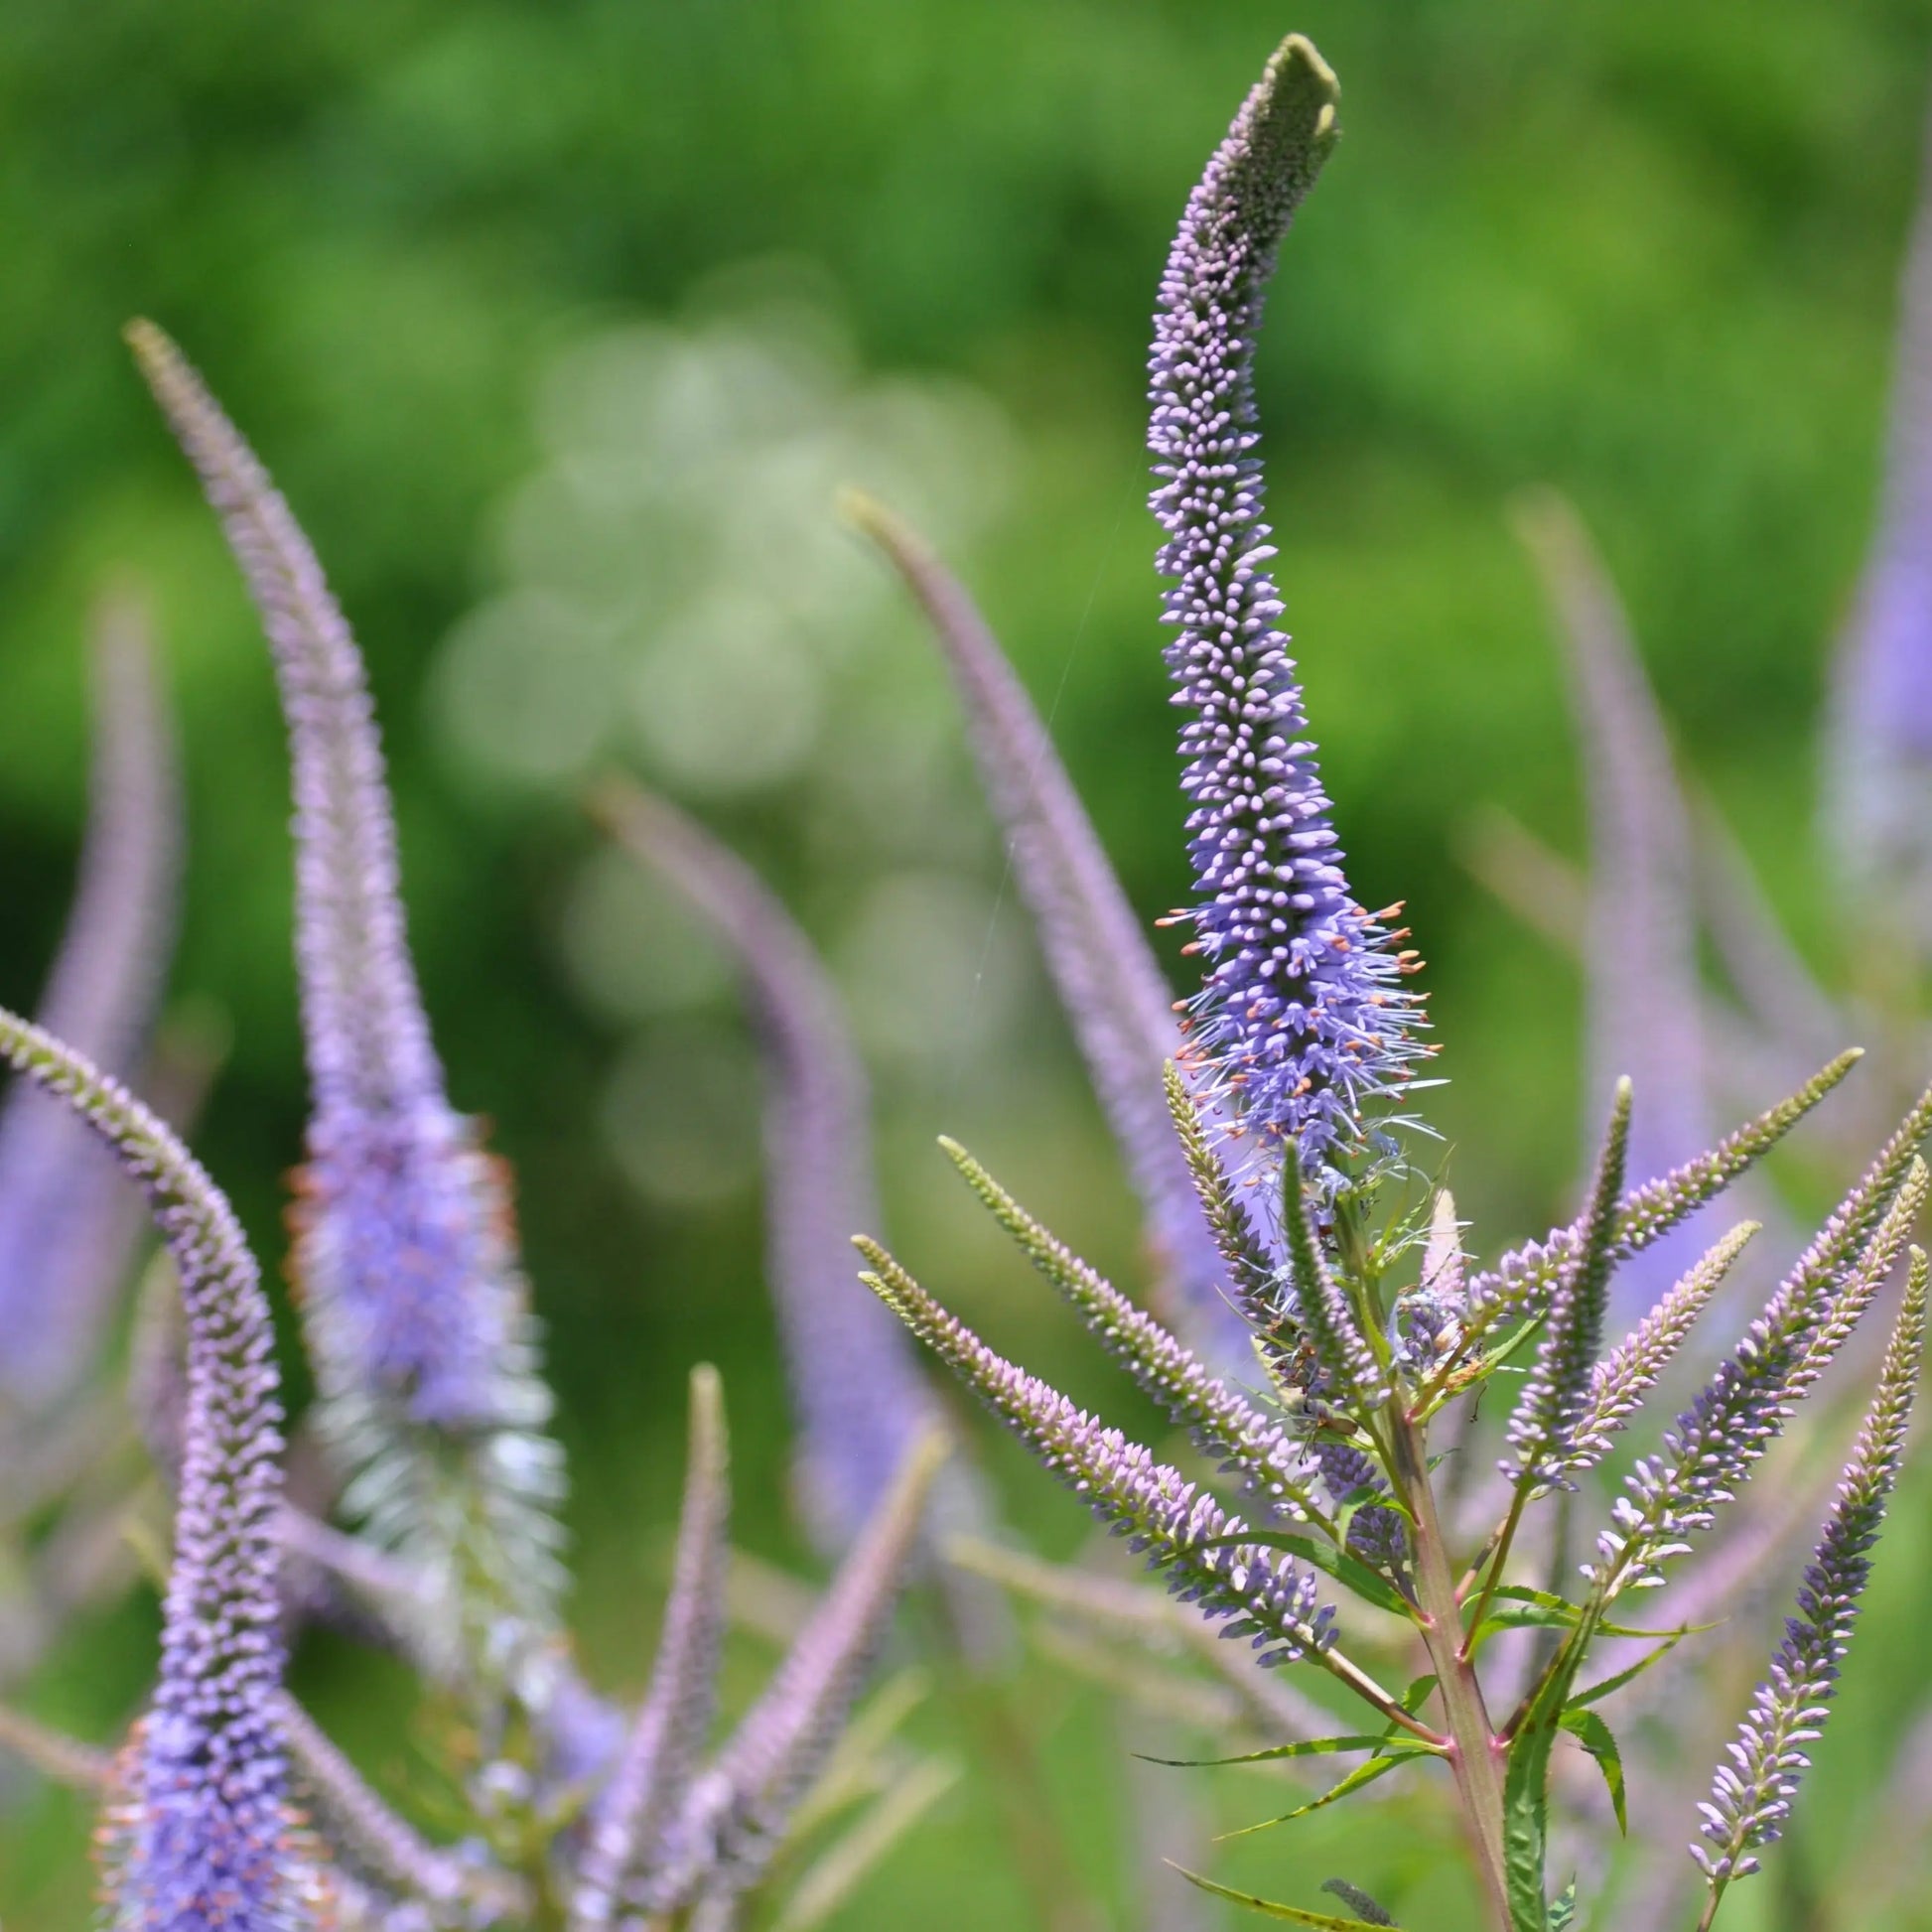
[1461,1483,1529,1661]
[1389,1410,1513,1932]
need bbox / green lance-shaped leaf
[939,1136,1327,1525]
[1169,1863,1403,1927]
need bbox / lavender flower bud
[1462,1049,1863,1348]
[1150,35,1426,1188]
[575,1365,731,1926]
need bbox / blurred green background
[6,2,1932,1926]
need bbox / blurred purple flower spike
[591,779,943,1551]
[845,495,1249,1367]
[127,321,565,1659]
[0,1010,319,1932]
[1148,36,1427,1197]
[1828,86,1932,946]
[1514,491,1715,1316]
[0,596,180,1403]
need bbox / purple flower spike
[1515,492,1713,1314]
[845,493,1247,1366]
[593,780,942,1550]
[0,1009,313,1932]
[0,596,180,1402]
[127,322,565,1652]
[1149,35,1426,1189]
[1693,1248,1928,1899]
[1827,86,1932,943]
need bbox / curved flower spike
[1693,1249,1928,1912]
[1514,492,1713,1315]
[127,321,565,1664]
[590,780,939,1549]
[1150,34,1426,1191]
[844,493,1246,1367]
[0,595,180,1402]
[0,1009,312,1932]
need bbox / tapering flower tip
[1825,90,1932,942]
[127,319,524,1427]
[1502,1078,1631,1489]
[1693,1247,1928,1892]
[128,321,565,1639]
[657,1428,948,1915]
[1590,1147,1929,1595]
[1463,1047,1864,1340]
[575,1364,732,1927]
[842,492,1242,1364]
[1150,38,1426,1189]
[0,1009,306,1930]
[0,593,181,1400]
[1566,1217,1759,1477]
[934,1135,1327,1525]
[857,1237,1335,1668]
[1515,492,1711,1314]
[1279,1143,1389,1408]
[591,778,938,1550]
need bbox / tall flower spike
[0,595,181,1402]
[1515,493,1713,1316]
[127,321,565,1661]
[650,1432,947,1920]
[590,780,939,1549]
[844,493,1246,1367]
[1692,1249,1928,1905]
[1826,77,1932,945]
[574,1365,731,1929]
[1150,34,1425,1190]
[0,1009,312,1931]
[1590,1147,1929,1596]
[1501,1079,1631,1489]
[857,1239,1337,1672]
